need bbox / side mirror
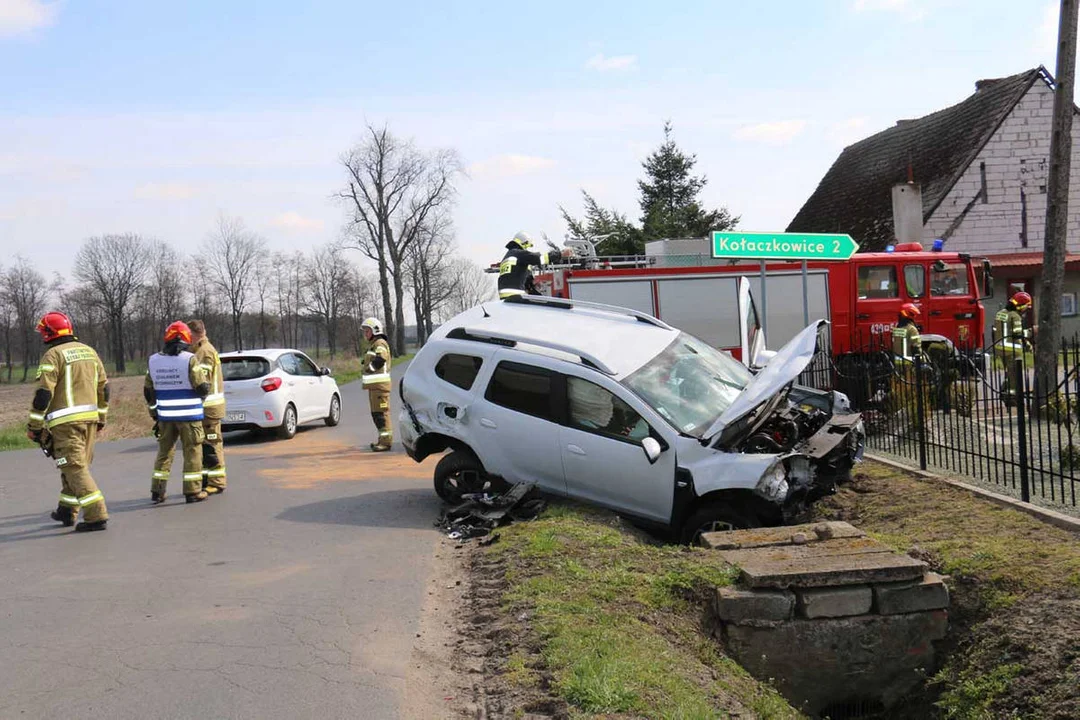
[642,437,663,464]
[753,349,778,370]
[982,259,994,299]
[322,367,332,376]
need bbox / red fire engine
[531,241,992,359]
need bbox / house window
[1063,293,1078,318]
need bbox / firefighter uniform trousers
[53,422,108,523]
[369,388,392,447]
[152,422,205,497]
[202,418,226,490]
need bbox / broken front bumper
[782,412,865,515]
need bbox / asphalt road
[0,366,447,719]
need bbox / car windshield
[622,332,753,438]
[221,357,271,381]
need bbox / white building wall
[923,80,1080,254]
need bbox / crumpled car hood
[702,320,825,442]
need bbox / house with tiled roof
[788,67,1080,337]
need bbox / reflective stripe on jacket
[995,309,1027,351]
[192,337,225,419]
[891,323,921,361]
[28,340,109,431]
[148,351,205,422]
[362,338,392,391]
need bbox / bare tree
[253,253,275,348]
[408,215,459,345]
[338,124,463,355]
[304,241,350,359]
[73,234,150,372]
[273,251,306,348]
[199,214,267,351]
[344,264,377,355]
[444,258,496,319]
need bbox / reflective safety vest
[149,351,205,422]
[994,308,1028,352]
[497,247,551,299]
[362,337,392,391]
[892,322,921,362]
[28,340,109,431]
[192,337,225,420]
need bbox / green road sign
[711,231,859,261]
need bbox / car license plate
[226,411,245,423]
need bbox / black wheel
[433,450,488,504]
[325,395,341,427]
[680,502,761,546]
[277,404,298,440]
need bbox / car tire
[277,403,298,440]
[325,395,341,427]
[680,502,761,546]
[433,450,487,504]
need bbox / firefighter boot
[50,503,76,527]
[186,491,209,503]
[75,520,107,532]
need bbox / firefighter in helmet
[145,321,211,503]
[497,231,570,300]
[188,319,226,495]
[994,291,1033,406]
[892,303,922,365]
[361,317,393,451]
[26,312,110,532]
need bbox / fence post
[1015,357,1030,504]
[915,354,928,471]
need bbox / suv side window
[566,377,650,444]
[435,353,484,390]
[485,361,558,422]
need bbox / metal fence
[798,331,1080,513]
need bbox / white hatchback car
[219,349,342,439]
[399,292,863,543]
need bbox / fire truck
[531,239,993,362]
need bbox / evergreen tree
[638,121,737,240]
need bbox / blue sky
[0,0,1065,279]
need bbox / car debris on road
[437,482,547,541]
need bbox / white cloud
[468,154,556,179]
[733,120,807,146]
[271,211,324,232]
[134,182,199,200]
[585,53,637,72]
[828,116,870,146]
[0,0,58,37]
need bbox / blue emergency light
[885,244,895,253]
[932,238,944,252]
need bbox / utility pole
[1036,0,1079,396]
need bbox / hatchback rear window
[221,357,271,380]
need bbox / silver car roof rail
[502,294,673,331]
[453,326,617,376]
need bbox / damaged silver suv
[399,292,863,543]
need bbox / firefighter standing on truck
[362,317,393,452]
[146,321,210,504]
[497,231,570,299]
[188,320,226,494]
[26,312,110,532]
[994,291,1033,407]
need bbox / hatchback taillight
[261,377,283,392]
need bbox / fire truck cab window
[931,263,970,296]
[857,266,899,299]
[904,265,926,299]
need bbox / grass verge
[330,352,415,387]
[811,460,1080,719]
[0,424,37,451]
[478,503,801,719]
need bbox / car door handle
[930,310,943,316]
[567,444,586,456]
[857,313,871,320]
[480,418,497,429]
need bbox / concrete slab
[700,521,864,551]
[796,585,873,619]
[874,572,951,615]
[714,586,795,624]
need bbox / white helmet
[361,317,383,335]
[509,231,533,250]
